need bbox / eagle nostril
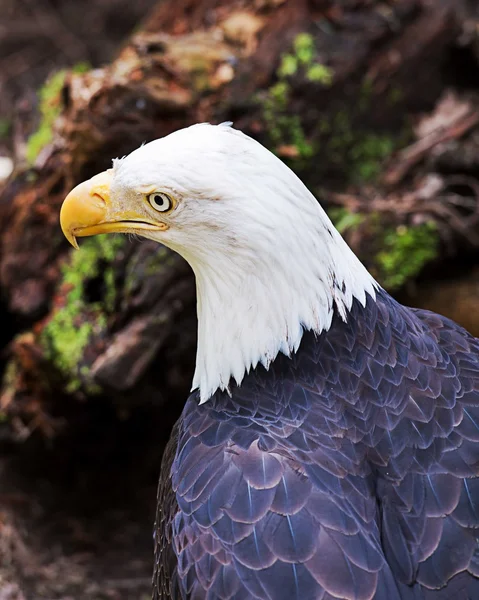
[92,192,108,206]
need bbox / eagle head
[60,123,375,402]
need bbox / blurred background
[1,0,479,598]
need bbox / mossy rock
[26,63,90,165]
[40,235,125,393]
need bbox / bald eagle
[61,123,479,600]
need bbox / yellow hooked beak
[60,170,167,249]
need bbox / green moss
[263,83,294,151]
[2,359,17,388]
[26,62,90,165]
[350,133,396,182]
[261,32,402,180]
[263,88,313,158]
[71,62,90,74]
[388,86,404,106]
[330,208,438,290]
[375,222,438,290]
[26,70,67,164]
[0,360,18,418]
[41,235,125,393]
[277,35,333,82]
[261,33,408,183]
[144,246,171,275]
[326,109,402,183]
[278,54,298,78]
[328,207,365,234]
[293,33,315,65]
[268,81,290,110]
[306,63,333,85]
[0,119,11,139]
[261,32,334,160]
[104,267,117,313]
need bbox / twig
[383,110,479,186]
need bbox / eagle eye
[147,192,172,213]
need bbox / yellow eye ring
[147,192,173,213]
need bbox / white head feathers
[112,123,378,403]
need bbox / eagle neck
[189,209,377,404]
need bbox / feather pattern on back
[153,289,479,599]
